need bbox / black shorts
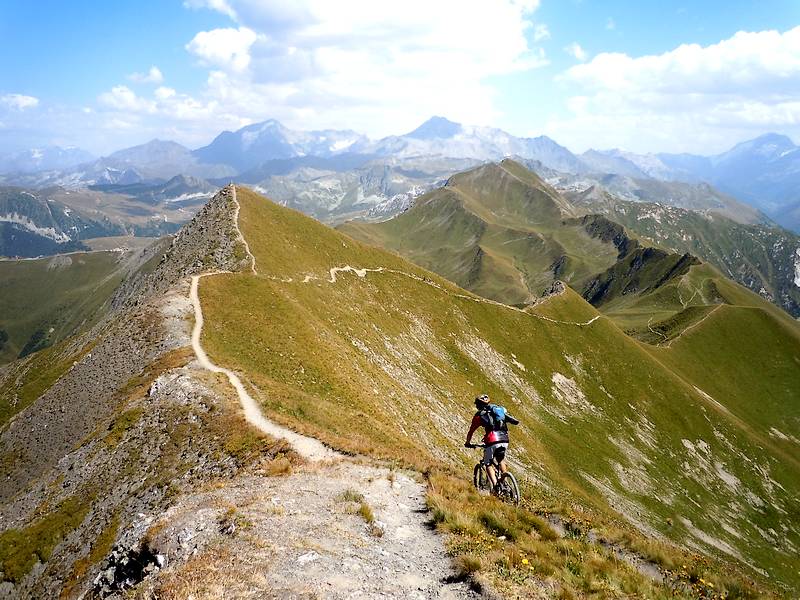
[482,443,508,466]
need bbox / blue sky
[1,0,799,155]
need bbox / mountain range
[3,118,800,323]
[3,117,798,232]
[584,133,800,231]
[342,160,800,318]
[0,146,94,174]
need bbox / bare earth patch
[137,461,480,600]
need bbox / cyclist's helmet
[474,394,490,409]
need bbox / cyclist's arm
[465,414,481,445]
[506,414,520,426]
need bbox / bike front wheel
[497,472,520,505]
[473,463,489,492]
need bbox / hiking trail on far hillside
[295,265,602,327]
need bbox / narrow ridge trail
[322,265,602,327]
[191,185,337,461]
[231,184,257,274]
[660,304,723,348]
[190,273,338,462]
[182,186,480,598]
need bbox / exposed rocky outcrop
[0,186,266,599]
[581,248,700,307]
[111,185,250,309]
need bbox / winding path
[661,304,723,348]
[188,184,336,461]
[231,185,257,274]
[182,187,480,598]
[326,264,602,327]
[190,274,338,461]
[190,184,597,464]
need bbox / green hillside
[0,252,127,363]
[339,161,708,320]
[196,186,800,595]
[340,160,621,306]
[565,188,800,318]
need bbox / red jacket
[466,413,509,445]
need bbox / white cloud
[13,0,551,152]
[565,42,588,62]
[605,17,615,30]
[128,66,164,84]
[181,0,548,136]
[533,23,550,42]
[155,86,176,100]
[98,85,156,112]
[183,0,237,19]
[186,27,259,72]
[547,26,800,152]
[1,94,39,110]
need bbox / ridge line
[231,184,257,274]
[190,273,339,461]
[319,264,601,327]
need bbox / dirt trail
[325,264,601,327]
[190,273,338,462]
[179,189,480,598]
[151,462,480,599]
[661,304,723,348]
[190,185,335,461]
[231,185,257,274]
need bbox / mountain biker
[464,394,519,494]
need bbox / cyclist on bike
[464,394,519,494]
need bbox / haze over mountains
[2,116,798,230]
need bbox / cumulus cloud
[14,0,551,152]
[180,0,548,136]
[98,85,156,113]
[1,94,40,110]
[186,27,260,72]
[533,23,550,42]
[128,66,164,84]
[547,26,800,152]
[565,42,588,62]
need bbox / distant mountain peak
[405,116,462,140]
[751,132,794,146]
[724,132,796,159]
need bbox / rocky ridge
[0,186,261,598]
[0,186,482,600]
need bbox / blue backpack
[481,404,507,431]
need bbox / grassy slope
[198,186,799,592]
[570,194,800,318]
[645,272,800,444]
[0,252,125,363]
[339,160,619,305]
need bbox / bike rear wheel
[497,472,520,505]
[473,463,489,492]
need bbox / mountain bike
[468,444,520,505]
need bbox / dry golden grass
[149,545,262,600]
